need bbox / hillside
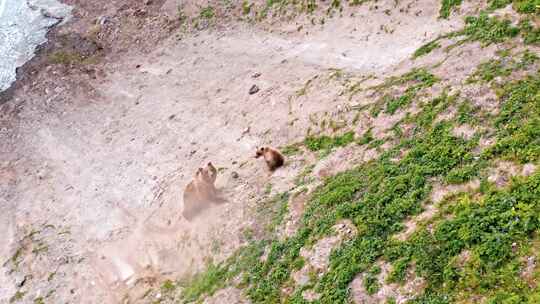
[1,0,539,303]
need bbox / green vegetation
[49,51,96,66]
[488,0,540,14]
[199,6,215,19]
[461,13,520,45]
[9,291,26,303]
[173,4,540,303]
[304,131,355,152]
[295,164,315,186]
[281,143,303,156]
[485,75,540,163]
[178,64,540,302]
[440,0,463,18]
[161,280,176,293]
[371,69,439,115]
[413,41,441,59]
[363,265,382,294]
[257,193,291,235]
[386,173,540,302]
[242,1,252,15]
[467,50,538,84]
[33,297,44,304]
[416,5,540,57]
[520,19,540,45]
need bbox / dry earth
[0,0,511,303]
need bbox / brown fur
[203,162,217,184]
[182,163,225,221]
[255,146,284,171]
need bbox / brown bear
[255,146,284,171]
[182,163,224,221]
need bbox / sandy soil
[0,0,494,303]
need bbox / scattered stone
[248,85,260,95]
[231,171,239,179]
[252,72,261,78]
[97,16,110,26]
[16,275,29,287]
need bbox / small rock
[98,16,110,26]
[16,275,29,287]
[156,293,161,299]
[249,85,260,95]
[231,171,239,179]
[242,127,250,134]
[252,72,261,78]
[144,0,153,5]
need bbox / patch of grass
[357,128,374,146]
[179,241,266,303]
[413,41,441,59]
[386,172,540,302]
[461,13,520,45]
[264,183,273,195]
[9,291,26,303]
[467,58,513,83]
[363,265,382,294]
[162,280,176,293]
[519,19,540,45]
[456,101,480,125]
[295,164,315,186]
[375,68,439,90]
[281,143,302,156]
[467,50,538,84]
[418,12,522,52]
[49,51,94,65]
[242,1,252,15]
[199,6,215,19]
[304,131,355,152]
[440,0,463,19]
[257,193,290,234]
[517,49,539,68]
[489,0,539,14]
[33,297,44,304]
[513,0,540,13]
[374,69,439,115]
[485,74,540,163]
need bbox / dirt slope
[2,0,539,303]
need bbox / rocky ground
[1,0,539,303]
